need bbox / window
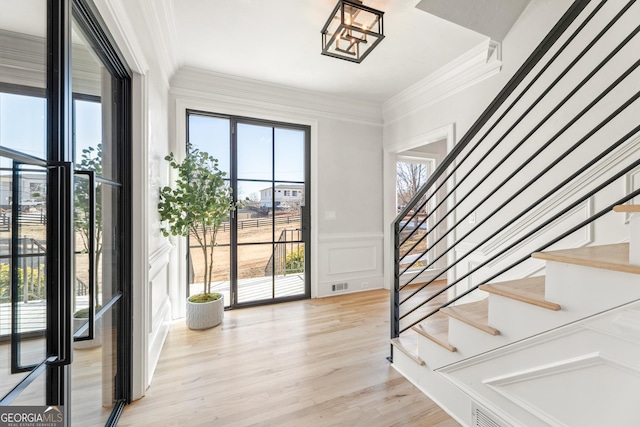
[284,190,291,196]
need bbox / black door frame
[0,0,132,424]
[186,110,312,309]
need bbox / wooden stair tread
[532,243,640,275]
[399,281,449,328]
[411,313,456,352]
[390,336,425,365]
[479,276,561,311]
[613,204,640,213]
[400,279,447,291]
[440,299,499,336]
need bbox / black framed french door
[187,111,311,308]
[0,0,132,425]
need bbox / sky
[0,93,101,166]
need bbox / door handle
[73,170,96,343]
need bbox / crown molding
[138,0,179,84]
[382,39,502,124]
[95,0,149,74]
[170,67,383,126]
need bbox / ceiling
[170,0,501,104]
[416,0,531,42]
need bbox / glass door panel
[187,112,310,307]
[0,94,47,159]
[0,160,48,401]
[0,0,53,410]
[238,181,273,244]
[14,165,48,368]
[237,123,272,181]
[274,128,305,182]
[275,242,305,299]
[69,11,127,425]
[235,121,308,305]
[2,1,130,422]
[188,115,230,176]
[237,244,275,304]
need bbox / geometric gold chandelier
[321,0,385,63]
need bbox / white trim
[171,67,383,126]
[137,0,178,84]
[385,124,455,154]
[94,0,149,74]
[482,352,640,427]
[383,124,456,291]
[382,39,502,124]
[148,242,173,275]
[130,72,151,398]
[318,232,384,243]
[623,166,640,224]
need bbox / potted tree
[158,144,236,329]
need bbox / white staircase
[391,206,640,427]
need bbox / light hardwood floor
[119,289,459,427]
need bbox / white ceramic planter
[186,295,224,330]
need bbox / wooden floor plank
[119,289,459,427]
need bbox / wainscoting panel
[317,233,384,297]
[147,242,173,384]
[440,300,640,427]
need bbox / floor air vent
[332,282,348,292]
[472,402,510,427]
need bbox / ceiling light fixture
[321,0,384,64]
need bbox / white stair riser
[391,347,422,385]
[416,335,463,370]
[488,295,573,340]
[447,317,511,358]
[545,261,640,315]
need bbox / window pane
[237,180,273,244]
[188,115,230,176]
[275,128,305,182]
[0,93,46,160]
[0,0,47,159]
[72,24,117,181]
[238,123,272,181]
